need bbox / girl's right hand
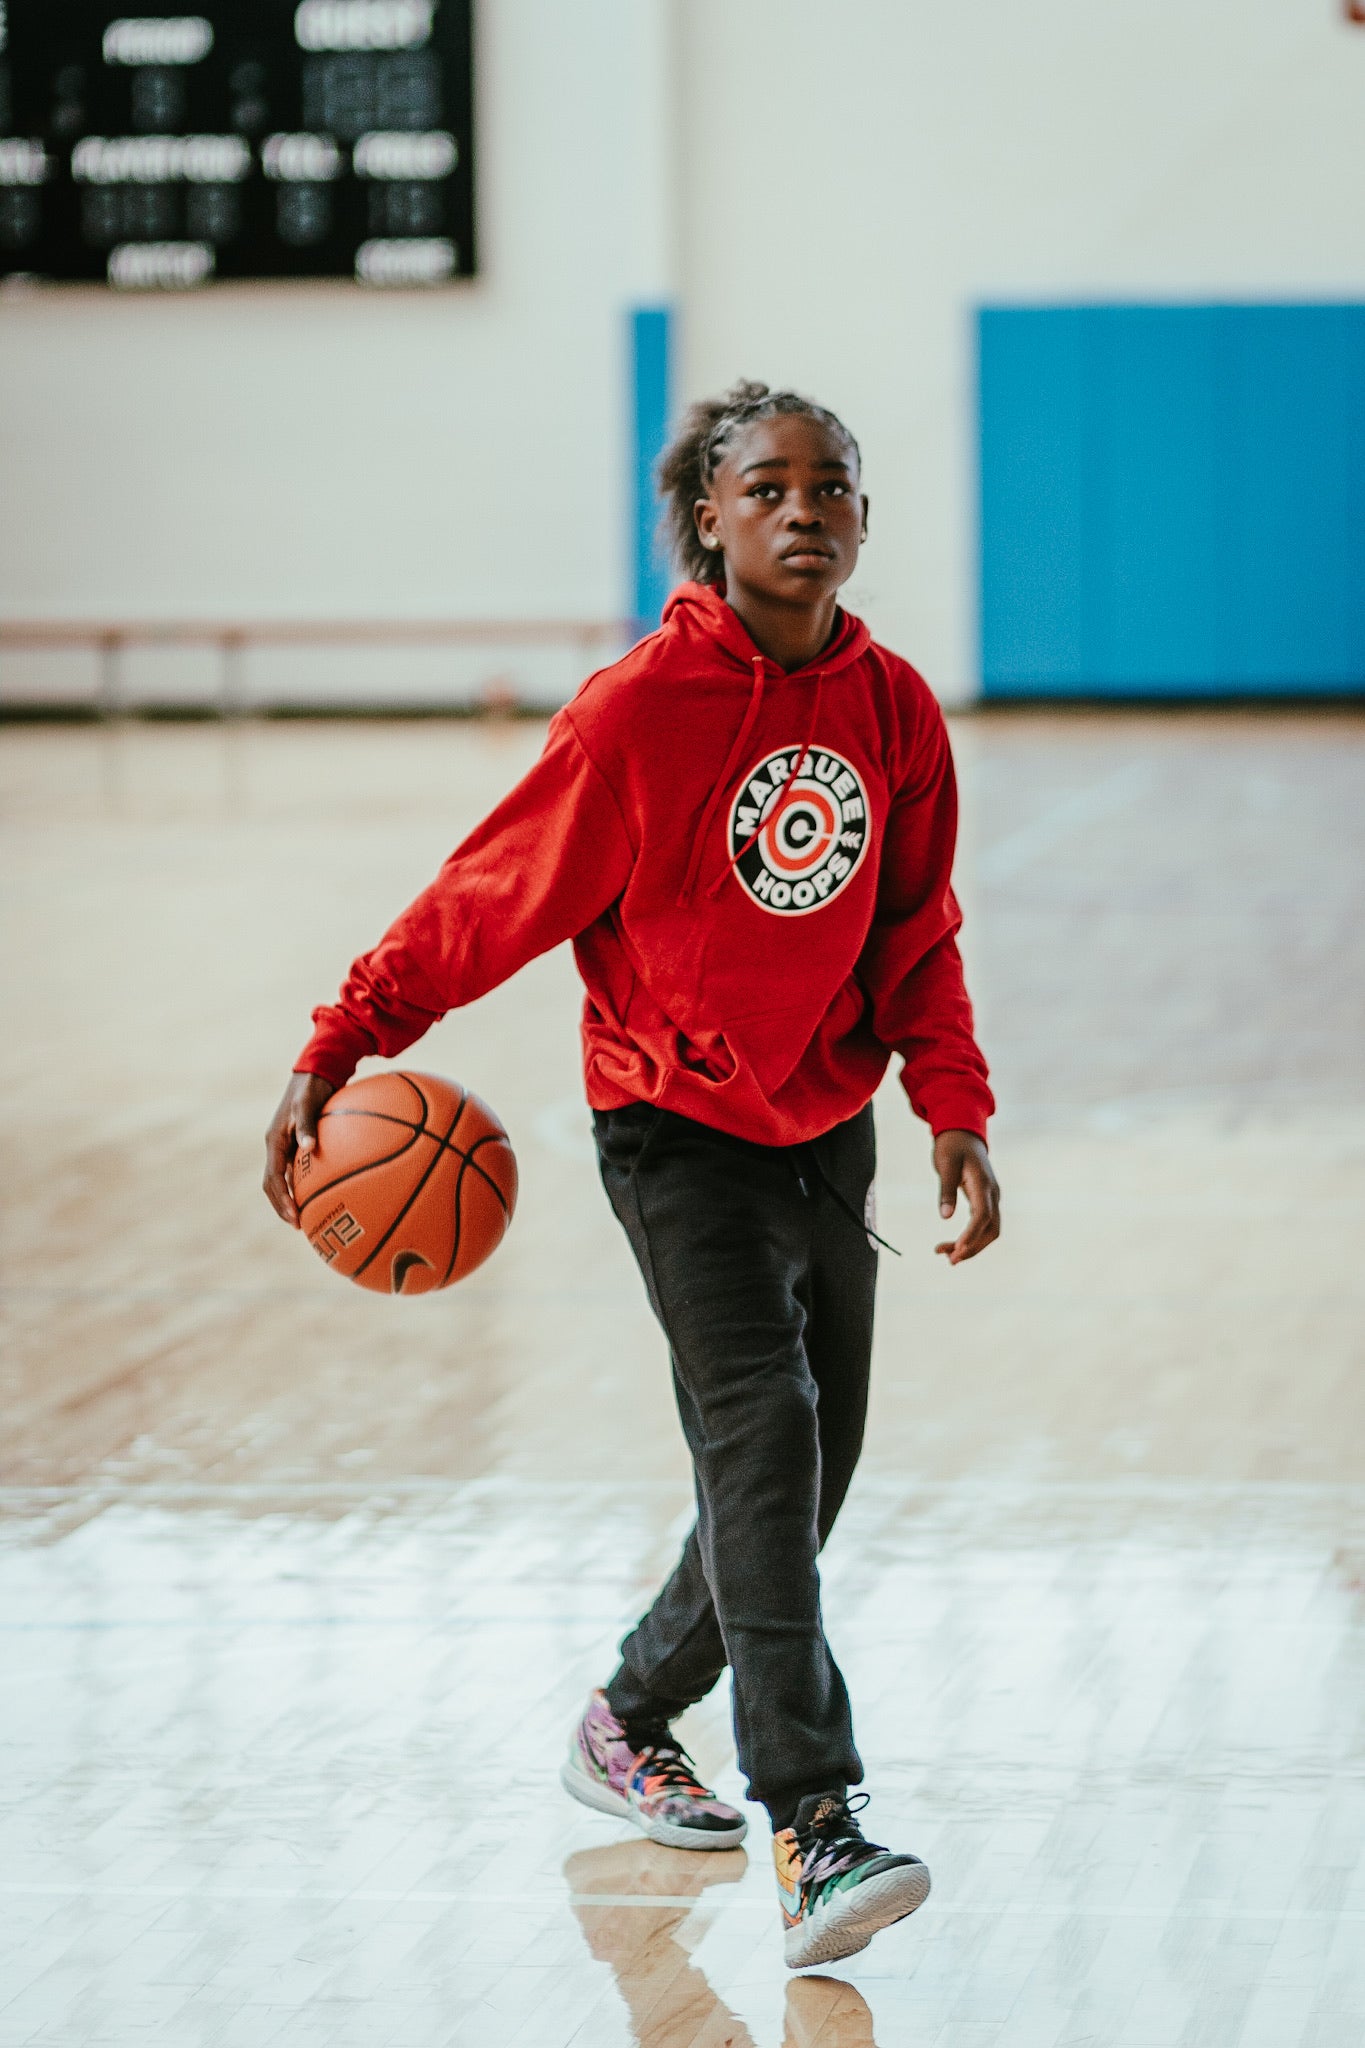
[263,1071,336,1227]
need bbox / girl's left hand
[932,1131,1001,1264]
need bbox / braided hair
[656,379,861,587]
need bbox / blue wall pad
[631,305,675,635]
[979,304,1365,696]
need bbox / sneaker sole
[559,1757,748,1850]
[784,1860,931,1969]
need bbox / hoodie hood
[660,580,872,681]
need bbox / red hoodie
[296,583,993,1145]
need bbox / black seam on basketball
[404,1076,471,1160]
[321,1109,426,1134]
[353,1119,459,1281]
[439,1140,514,1285]
[297,1122,423,1214]
[407,1073,433,1131]
[353,1086,467,1280]
[441,1152,467,1287]
[306,1117,510,1212]
[393,1101,504,1225]
[433,1109,480,1288]
[408,1073,471,1147]
[385,1072,431,1127]
[320,1073,430,1131]
[459,1133,514,1214]
[399,1124,509,1174]
[322,1074,471,1148]
[444,1086,470,1145]
[324,1118,504,1169]
[322,1096,499,1165]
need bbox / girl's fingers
[937,1153,963,1220]
[935,1164,1001,1263]
[263,1122,301,1227]
[265,1077,333,1227]
[294,1077,334,1153]
[264,1172,298,1226]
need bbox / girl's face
[694,414,867,607]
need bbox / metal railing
[0,616,631,715]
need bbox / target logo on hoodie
[728,745,870,915]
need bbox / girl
[264,380,1000,1971]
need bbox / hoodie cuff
[294,1012,375,1091]
[294,1054,357,1091]
[912,1081,994,1146]
[930,1110,991,1144]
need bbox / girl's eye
[824,482,848,497]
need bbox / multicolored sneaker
[560,1689,748,1850]
[774,1791,930,1968]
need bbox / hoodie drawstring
[678,655,769,906]
[702,669,825,903]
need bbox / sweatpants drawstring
[791,1147,901,1257]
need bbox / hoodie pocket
[672,1028,738,1084]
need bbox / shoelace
[797,1792,889,1898]
[626,1727,710,1798]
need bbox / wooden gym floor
[2,710,1364,2047]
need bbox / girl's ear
[695,498,721,551]
[859,493,870,544]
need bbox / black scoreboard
[0,2,474,286]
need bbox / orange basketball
[292,1071,517,1296]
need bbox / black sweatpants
[595,1101,877,1827]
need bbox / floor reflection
[783,1975,877,2047]
[564,1840,877,2046]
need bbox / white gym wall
[1,0,1360,710]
